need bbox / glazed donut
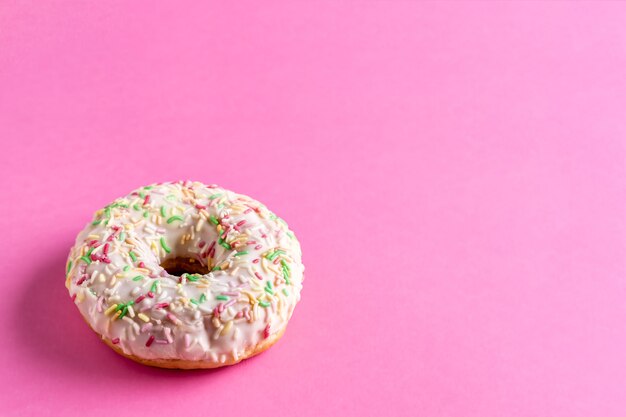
[66,181,304,369]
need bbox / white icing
[66,181,304,363]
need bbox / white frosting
[66,181,304,363]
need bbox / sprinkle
[104,304,119,315]
[209,193,223,200]
[263,324,270,339]
[133,204,140,211]
[160,206,167,217]
[216,295,229,301]
[135,295,146,304]
[154,302,169,309]
[129,251,137,262]
[199,293,207,303]
[118,232,125,241]
[236,220,246,227]
[167,215,184,224]
[282,288,289,296]
[123,265,130,272]
[79,256,91,265]
[209,215,219,225]
[167,313,181,325]
[143,195,150,205]
[92,219,102,226]
[234,251,249,257]
[146,335,155,347]
[258,300,271,308]
[254,272,264,280]
[150,281,159,293]
[138,313,150,322]
[111,338,120,344]
[143,211,149,218]
[160,237,171,253]
[66,261,72,276]
[132,275,143,281]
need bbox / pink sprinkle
[218,303,225,313]
[235,311,244,319]
[112,226,120,231]
[243,208,252,214]
[195,204,206,210]
[247,240,257,245]
[103,257,111,264]
[155,339,168,344]
[103,243,110,255]
[236,220,246,227]
[255,245,262,250]
[138,261,145,268]
[252,258,260,264]
[88,240,99,247]
[76,275,87,285]
[213,307,220,318]
[261,234,267,239]
[209,248,216,258]
[184,333,192,348]
[198,240,206,248]
[135,295,146,304]
[273,258,280,265]
[263,324,271,339]
[154,302,169,309]
[167,313,180,324]
[224,299,236,308]
[90,254,99,261]
[164,327,173,343]
[111,338,120,345]
[97,296,104,313]
[140,323,152,333]
[143,195,150,205]
[254,272,263,280]
[147,291,155,298]
[71,294,77,302]
[207,240,216,252]
[146,335,155,347]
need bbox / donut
[65,181,304,369]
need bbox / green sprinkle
[160,206,166,217]
[166,194,176,200]
[218,238,231,250]
[264,287,274,295]
[66,261,72,275]
[287,231,295,240]
[209,215,219,225]
[211,266,221,271]
[139,191,146,199]
[234,251,248,257]
[266,250,286,261]
[282,289,289,297]
[132,275,143,281]
[133,204,140,211]
[190,299,199,305]
[258,300,270,308]
[186,274,200,282]
[123,265,130,272]
[143,211,149,218]
[129,251,137,262]
[160,237,171,253]
[92,219,102,226]
[199,293,207,303]
[266,280,273,288]
[118,232,125,241]
[167,215,184,224]
[86,247,95,257]
[143,186,153,190]
[79,256,91,265]
[150,281,159,293]
[216,295,229,301]
[209,193,222,200]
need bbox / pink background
[2,2,626,416]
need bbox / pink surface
[2,1,626,416]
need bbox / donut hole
[160,257,209,277]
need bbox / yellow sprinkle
[196,217,205,232]
[212,317,221,328]
[87,234,100,240]
[113,310,122,319]
[104,304,119,315]
[138,313,150,322]
[76,291,85,303]
[222,320,233,335]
